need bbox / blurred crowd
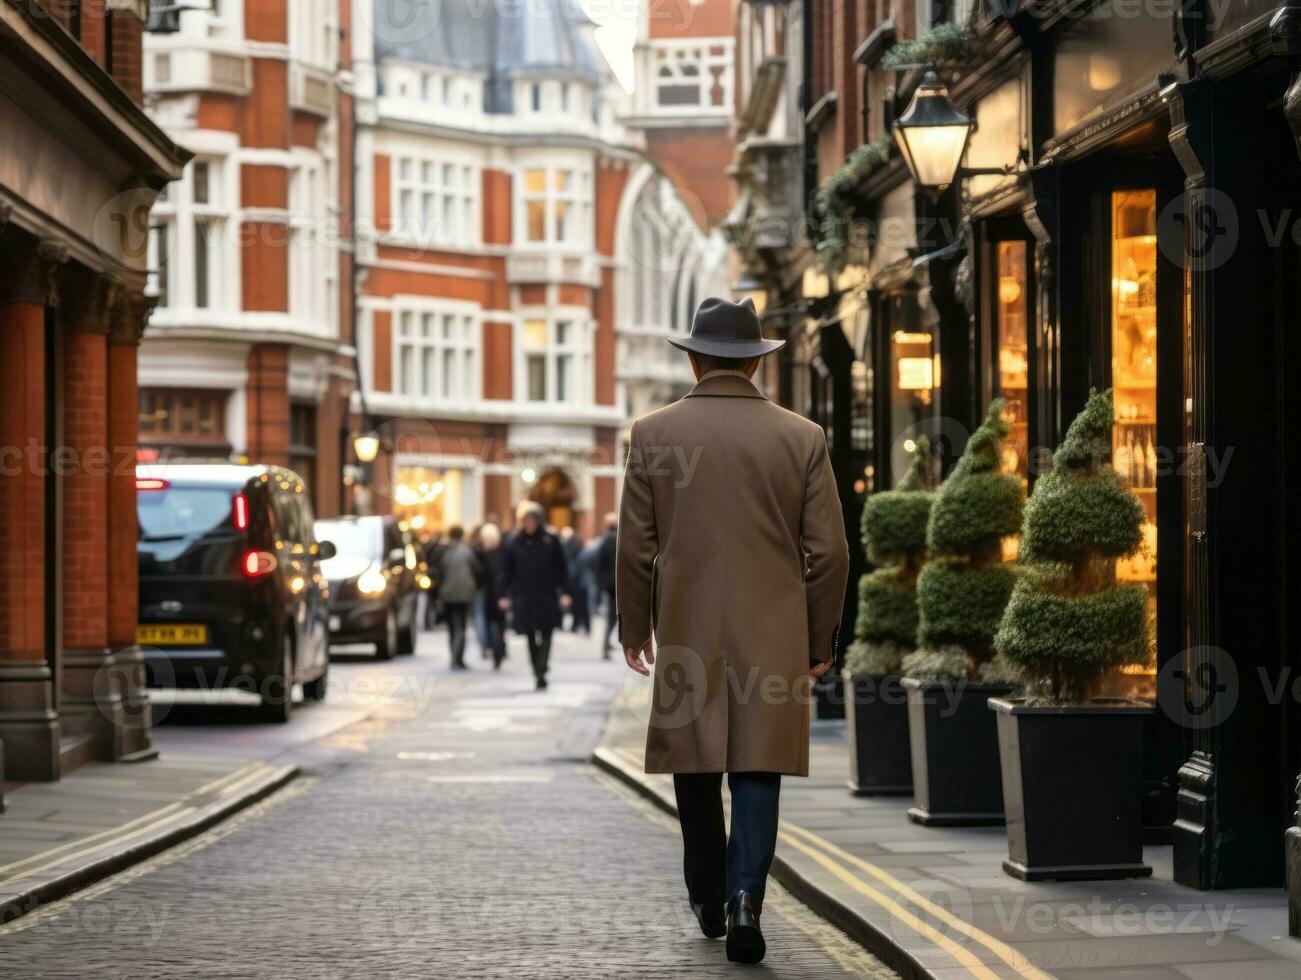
[416,501,620,690]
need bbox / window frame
[392,153,481,247]
[391,299,482,405]
[516,163,592,247]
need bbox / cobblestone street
[0,629,894,979]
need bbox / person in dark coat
[436,525,481,670]
[476,522,508,670]
[594,512,619,658]
[560,526,591,634]
[499,501,571,690]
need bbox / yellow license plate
[137,624,208,645]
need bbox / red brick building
[352,0,735,537]
[140,0,356,518]
[0,0,187,790]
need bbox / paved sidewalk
[0,754,295,924]
[0,631,896,979]
[595,682,1301,980]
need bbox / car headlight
[357,564,387,595]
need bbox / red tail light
[233,492,250,531]
[136,477,170,491]
[242,549,277,578]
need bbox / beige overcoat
[616,370,850,776]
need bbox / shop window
[995,241,1030,487]
[1110,189,1158,655]
[394,465,464,532]
[887,286,937,484]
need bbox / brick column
[246,343,291,465]
[106,288,154,760]
[106,0,145,104]
[57,270,134,761]
[0,237,64,781]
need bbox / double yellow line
[0,762,268,887]
[607,745,1051,980]
[778,821,1052,980]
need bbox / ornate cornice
[0,237,68,306]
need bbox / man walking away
[617,297,849,965]
[594,512,618,659]
[436,526,481,670]
[500,501,572,690]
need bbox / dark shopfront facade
[814,0,1301,894]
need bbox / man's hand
[559,594,572,610]
[810,659,833,678]
[624,639,655,677]
[498,598,511,612]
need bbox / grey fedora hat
[667,297,786,358]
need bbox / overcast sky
[579,0,639,92]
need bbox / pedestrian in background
[617,297,849,964]
[476,522,508,670]
[436,525,481,670]
[467,523,490,660]
[559,526,591,634]
[500,501,571,690]
[594,512,619,659]
[421,530,447,631]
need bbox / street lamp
[353,433,380,464]
[892,71,975,191]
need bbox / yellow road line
[215,764,280,799]
[0,761,262,880]
[2,806,198,884]
[0,803,187,877]
[779,831,1005,980]
[604,745,1049,980]
[193,761,266,797]
[780,821,1052,980]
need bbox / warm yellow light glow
[998,276,1021,305]
[892,331,932,345]
[521,467,537,484]
[898,357,934,391]
[1087,54,1123,93]
[354,434,380,464]
[357,564,387,595]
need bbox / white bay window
[395,304,480,403]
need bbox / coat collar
[684,370,768,400]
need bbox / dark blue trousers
[673,771,781,908]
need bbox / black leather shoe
[690,901,726,939]
[726,890,765,964]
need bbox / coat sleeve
[616,420,658,648]
[801,428,850,664]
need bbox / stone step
[57,734,95,779]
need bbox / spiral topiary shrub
[904,401,1024,682]
[995,389,1150,704]
[845,438,937,676]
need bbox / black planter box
[990,697,1153,881]
[844,673,912,796]
[903,678,1013,826]
[815,674,846,719]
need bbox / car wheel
[376,610,397,661]
[261,633,295,723]
[303,667,328,702]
